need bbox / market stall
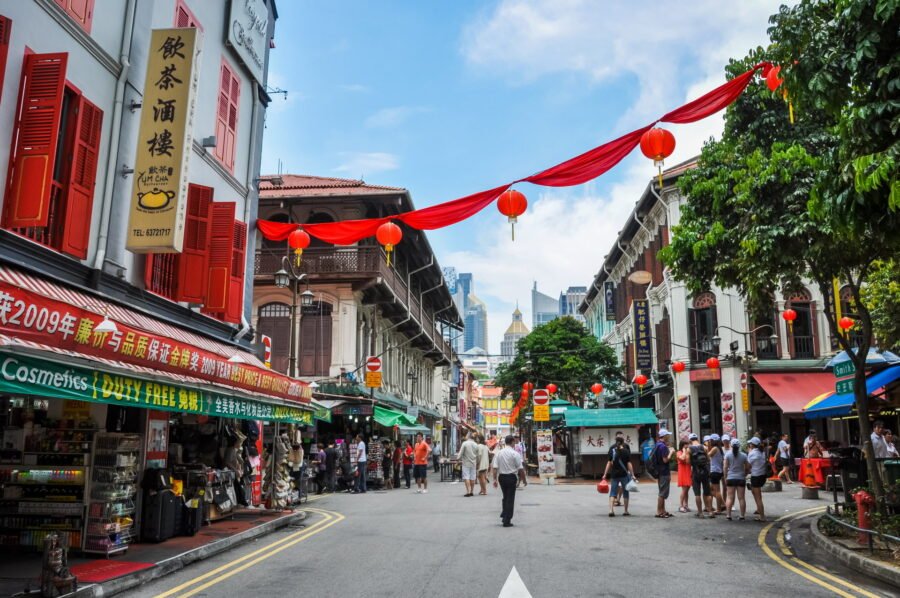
[563,408,658,478]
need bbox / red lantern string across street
[497,189,528,241]
[765,65,793,124]
[546,383,558,395]
[671,361,686,373]
[706,357,720,370]
[522,381,534,392]
[591,383,603,395]
[782,308,797,328]
[287,228,310,267]
[639,127,676,188]
[633,374,648,391]
[838,317,855,332]
[375,222,402,267]
[520,389,529,400]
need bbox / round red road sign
[366,357,382,372]
[533,389,550,405]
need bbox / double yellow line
[154,505,344,598]
[758,507,881,598]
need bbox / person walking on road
[653,429,674,518]
[476,434,490,495]
[457,433,479,497]
[382,440,394,490]
[747,437,768,522]
[690,435,713,518]
[601,432,635,517]
[707,434,725,513]
[355,434,367,494]
[776,433,793,484]
[414,433,430,493]
[676,438,693,513]
[724,439,749,520]
[492,435,526,527]
[432,439,442,473]
[324,442,337,493]
[391,441,402,489]
[402,440,413,489]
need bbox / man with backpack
[689,433,713,518]
[601,432,636,517]
[647,429,674,518]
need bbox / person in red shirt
[413,432,431,493]
[402,440,413,489]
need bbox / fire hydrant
[852,489,875,545]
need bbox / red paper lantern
[375,222,402,266]
[633,374,648,387]
[522,381,534,392]
[782,308,797,325]
[546,383,558,395]
[838,316,855,331]
[639,127,676,187]
[671,361,686,373]
[287,228,310,266]
[591,383,603,395]
[497,189,528,240]
[520,389,529,400]
[766,65,783,92]
[706,357,720,370]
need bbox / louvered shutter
[214,61,239,172]
[0,17,11,106]
[66,0,94,32]
[60,95,102,259]
[204,202,236,313]
[175,5,190,27]
[226,70,240,169]
[3,52,67,228]
[174,184,212,303]
[224,220,247,323]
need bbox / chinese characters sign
[579,427,635,455]
[128,28,201,253]
[536,429,556,477]
[604,282,616,321]
[0,282,310,403]
[0,353,313,425]
[632,299,652,370]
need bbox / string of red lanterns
[706,357,720,370]
[671,361,686,373]
[375,221,402,266]
[546,383,558,395]
[838,316,855,331]
[639,127,676,188]
[496,189,528,240]
[287,228,310,266]
[590,382,603,395]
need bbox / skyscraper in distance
[532,281,560,328]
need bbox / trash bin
[884,460,900,486]
[834,447,867,504]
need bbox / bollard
[852,489,875,546]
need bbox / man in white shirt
[355,434,367,494]
[871,420,889,459]
[457,433,479,497]
[432,440,442,473]
[492,435,526,527]
[884,429,899,458]
[776,433,793,484]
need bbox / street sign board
[407,405,419,419]
[533,389,550,406]
[740,388,749,412]
[533,404,550,421]
[835,378,854,395]
[365,371,382,388]
[366,356,382,372]
[833,360,855,378]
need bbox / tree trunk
[854,356,885,508]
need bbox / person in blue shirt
[653,429,675,518]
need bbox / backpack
[690,445,710,476]
[645,444,662,479]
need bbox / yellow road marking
[759,506,881,598]
[154,507,343,598]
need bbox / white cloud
[365,106,429,128]
[333,152,400,176]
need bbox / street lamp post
[407,371,418,406]
[274,256,313,378]
[712,324,779,361]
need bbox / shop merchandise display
[84,433,139,555]
[367,438,384,486]
[263,431,292,509]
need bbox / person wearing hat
[707,434,726,513]
[690,434,713,518]
[653,429,675,518]
[723,439,749,520]
[747,436,768,521]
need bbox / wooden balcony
[255,247,453,360]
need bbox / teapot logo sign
[137,187,175,211]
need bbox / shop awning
[398,424,431,435]
[752,372,837,414]
[373,406,417,428]
[419,406,441,418]
[564,408,657,428]
[311,400,333,423]
[804,365,900,419]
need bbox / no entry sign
[366,356,382,372]
[365,356,382,388]
[533,389,550,406]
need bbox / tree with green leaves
[494,316,621,410]
[660,0,900,505]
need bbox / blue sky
[261,0,783,353]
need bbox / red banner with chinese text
[0,282,310,403]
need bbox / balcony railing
[255,247,453,359]
[792,335,816,359]
[754,335,779,360]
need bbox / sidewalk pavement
[808,513,900,588]
[0,507,307,598]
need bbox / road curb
[808,514,900,588]
[67,510,309,598]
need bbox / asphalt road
[131,475,896,598]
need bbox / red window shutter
[3,52,68,229]
[224,220,247,323]
[174,0,201,29]
[0,17,11,106]
[214,60,239,172]
[175,184,212,303]
[62,0,94,33]
[204,201,236,313]
[60,96,102,259]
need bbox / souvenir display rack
[83,433,140,556]
[0,466,88,550]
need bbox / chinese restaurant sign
[0,353,313,425]
[127,28,201,253]
[0,282,310,403]
[632,299,652,370]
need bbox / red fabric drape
[256,63,769,245]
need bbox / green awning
[373,405,417,428]
[564,408,657,428]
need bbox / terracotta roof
[258,174,407,198]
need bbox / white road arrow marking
[498,566,533,598]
